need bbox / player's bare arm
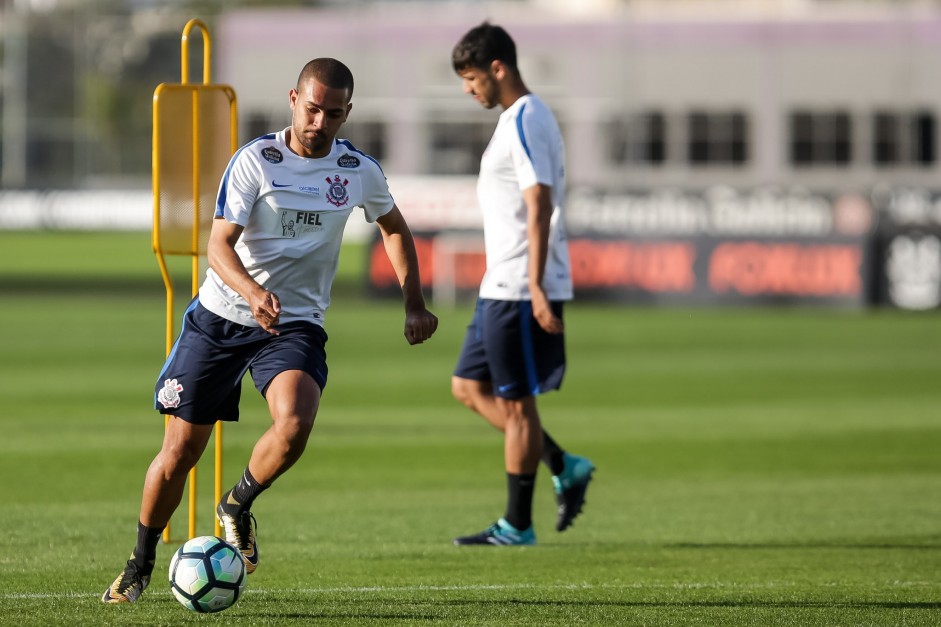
[206,217,282,335]
[376,205,439,345]
[524,183,563,334]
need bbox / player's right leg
[104,299,258,604]
[102,418,214,603]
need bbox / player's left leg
[498,393,542,532]
[454,393,542,546]
[218,369,321,574]
[218,322,327,573]
[253,369,321,482]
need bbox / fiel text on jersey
[281,210,324,237]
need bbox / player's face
[457,67,500,110]
[289,78,351,158]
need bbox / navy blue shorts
[454,299,566,400]
[154,299,328,425]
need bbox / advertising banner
[369,184,876,307]
[870,188,941,310]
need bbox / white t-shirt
[476,93,573,301]
[199,129,394,327]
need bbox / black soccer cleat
[101,559,151,604]
[217,499,258,574]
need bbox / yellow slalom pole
[153,83,177,546]
[215,80,238,540]
[154,17,235,543]
[181,17,221,541]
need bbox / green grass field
[1,231,940,626]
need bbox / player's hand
[532,287,563,334]
[250,289,281,335]
[404,307,438,345]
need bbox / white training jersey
[199,129,394,327]
[476,93,573,301]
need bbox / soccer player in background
[449,23,595,546]
[102,58,438,603]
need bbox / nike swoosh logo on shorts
[272,180,292,187]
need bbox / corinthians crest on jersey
[325,175,350,207]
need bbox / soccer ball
[169,535,246,613]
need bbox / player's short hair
[452,22,518,74]
[297,58,354,97]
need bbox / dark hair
[451,21,518,73]
[297,58,354,97]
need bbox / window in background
[243,112,272,142]
[428,121,493,175]
[873,110,936,167]
[605,111,666,165]
[341,121,387,162]
[790,110,852,166]
[687,110,748,166]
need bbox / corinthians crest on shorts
[325,175,350,207]
[158,378,184,408]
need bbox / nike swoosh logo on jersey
[271,180,292,187]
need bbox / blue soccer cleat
[552,453,595,532]
[453,518,536,546]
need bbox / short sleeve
[214,150,262,226]
[359,158,395,223]
[511,105,554,191]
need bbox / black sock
[130,522,164,576]
[504,473,536,531]
[221,467,269,515]
[541,431,566,476]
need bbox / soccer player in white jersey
[103,58,438,603]
[450,23,595,546]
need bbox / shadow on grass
[0,276,165,296]
[0,276,370,300]
[497,599,941,609]
[667,542,941,550]
[257,598,941,621]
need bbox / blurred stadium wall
[1,0,939,309]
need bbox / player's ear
[288,88,299,109]
[490,59,505,80]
